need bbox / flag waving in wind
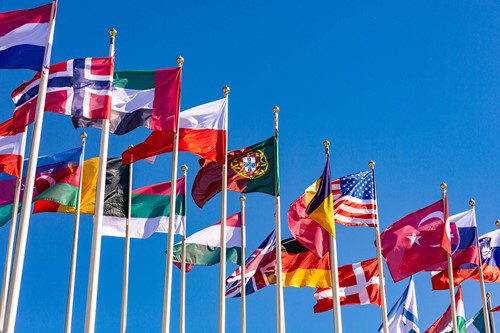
[379,276,419,333]
[424,286,465,333]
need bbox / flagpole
[120,146,133,333]
[84,27,117,333]
[469,199,491,333]
[441,182,458,333]
[218,86,230,333]
[0,130,27,329]
[179,164,188,333]
[323,140,342,333]
[3,2,58,331]
[487,292,497,333]
[369,161,388,333]
[272,106,285,333]
[240,196,246,333]
[162,56,184,333]
[64,132,88,333]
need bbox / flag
[226,230,277,298]
[281,238,330,288]
[122,98,226,163]
[378,276,419,333]
[172,212,242,270]
[431,228,500,289]
[101,177,186,238]
[304,154,335,237]
[466,309,490,333]
[424,286,465,333]
[0,118,26,177]
[11,57,114,130]
[289,170,377,258]
[380,199,451,282]
[313,258,380,313]
[192,136,276,208]
[72,68,182,134]
[0,4,52,70]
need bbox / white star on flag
[406,231,421,246]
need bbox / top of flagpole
[496,220,500,229]
[109,28,117,44]
[272,105,279,113]
[368,160,375,169]
[223,86,230,97]
[182,164,188,172]
[469,199,476,207]
[440,182,447,191]
[240,195,246,202]
[323,140,330,155]
[177,56,184,67]
[80,132,87,141]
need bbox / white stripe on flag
[0,23,48,51]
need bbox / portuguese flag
[191,136,277,208]
[73,67,181,134]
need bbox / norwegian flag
[225,230,276,298]
[313,258,380,313]
[10,57,113,130]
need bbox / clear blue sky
[0,0,498,332]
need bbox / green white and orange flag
[424,285,466,333]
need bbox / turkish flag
[380,200,451,282]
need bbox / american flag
[332,170,377,227]
[225,230,276,298]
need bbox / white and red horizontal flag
[0,118,26,178]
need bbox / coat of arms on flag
[230,150,269,179]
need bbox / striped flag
[0,118,25,178]
[379,276,419,333]
[425,286,465,333]
[466,308,490,333]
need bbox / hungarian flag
[0,118,26,178]
[10,57,114,130]
[192,136,276,208]
[313,258,380,313]
[380,199,451,282]
[73,68,182,134]
[122,98,226,164]
[424,286,466,333]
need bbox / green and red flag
[191,136,276,208]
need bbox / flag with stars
[380,199,452,282]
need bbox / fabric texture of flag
[465,308,490,333]
[122,98,226,164]
[304,154,335,237]
[0,118,26,178]
[288,170,377,258]
[225,230,277,298]
[0,3,52,70]
[281,238,331,288]
[424,286,465,333]
[172,212,242,270]
[378,276,419,333]
[380,199,451,282]
[102,177,185,238]
[72,68,181,134]
[313,258,380,313]
[11,57,114,130]
[192,136,276,208]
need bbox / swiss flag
[380,199,451,282]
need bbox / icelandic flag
[379,276,419,333]
[0,4,53,70]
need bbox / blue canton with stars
[339,170,375,200]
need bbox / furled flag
[313,258,380,313]
[281,238,331,289]
[122,98,226,164]
[192,136,276,208]
[424,286,465,333]
[289,170,377,258]
[172,212,242,271]
[465,308,491,333]
[378,276,419,333]
[226,230,277,298]
[0,118,26,178]
[101,177,186,238]
[72,68,182,134]
[10,57,114,130]
[431,228,500,289]
[0,3,53,70]
[380,199,451,282]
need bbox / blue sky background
[0,0,498,332]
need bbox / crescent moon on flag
[34,174,57,196]
[417,211,445,248]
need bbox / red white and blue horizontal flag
[11,57,114,130]
[0,4,53,70]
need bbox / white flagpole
[218,86,230,333]
[240,196,246,333]
[3,2,58,331]
[179,164,188,333]
[272,106,285,333]
[84,28,116,333]
[487,292,497,333]
[369,161,388,333]
[441,182,458,333]
[0,130,27,329]
[161,56,184,333]
[64,132,88,333]
[324,140,342,333]
[120,148,133,333]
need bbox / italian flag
[102,177,186,239]
[173,212,242,269]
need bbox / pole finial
[128,144,134,149]
[323,140,330,148]
[272,105,280,113]
[240,196,246,202]
[80,132,87,140]
[469,199,476,207]
[176,56,184,67]
[109,28,117,37]
[222,86,230,97]
[181,164,188,172]
[496,220,500,229]
[368,160,375,169]
[440,182,447,190]
[487,292,492,299]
